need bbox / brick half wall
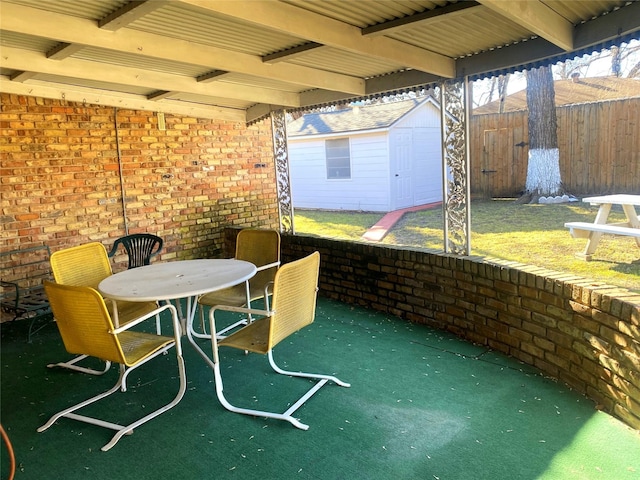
[224,228,640,430]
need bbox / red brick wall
[1,94,279,266]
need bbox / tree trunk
[611,45,621,77]
[525,65,561,196]
[497,74,509,114]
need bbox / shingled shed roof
[473,76,640,114]
[287,98,433,136]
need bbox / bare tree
[613,42,640,77]
[524,65,561,198]
[496,74,510,113]
[472,74,511,109]
[556,41,640,79]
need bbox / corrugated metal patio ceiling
[128,2,302,56]
[1,0,638,123]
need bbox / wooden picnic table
[564,194,640,260]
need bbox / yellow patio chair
[48,242,159,375]
[196,229,280,338]
[208,251,350,430]
[39,281,186,452]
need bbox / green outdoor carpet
[1,297,639,480]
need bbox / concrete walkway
[361,201,442,242]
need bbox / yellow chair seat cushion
[218,317,271,355]
[108,300,159,326]
[118,331,175,366]
[199,284,248,308]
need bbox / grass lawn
[294,199,640,293]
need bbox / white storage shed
[286,97,443,212]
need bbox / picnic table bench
[564,194,640,260]
[1,245,53,341]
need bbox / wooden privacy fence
[470,98,640,198]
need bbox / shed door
[390,130,413,210]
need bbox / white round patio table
[98,259,256,364]
[98,259,256,303]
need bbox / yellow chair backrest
[235,229,280,293]
[50,242,113,289]
[268,251,319,348]
[43,281,125,364]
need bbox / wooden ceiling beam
[0,2,365,96]
[147,90,178,101]
[572,0,640,47]
[0,76,245,122]
[98,0,170,31]
[1,47,301,107]
[46,43,86,60]
[457,2,640,79]
[362,2,482,37]
[177,0,455,78]
[196,70,231,83]
[9,71,39,82]
[262,42,324,64]
[298,70,442,108]
[477,0,574,51]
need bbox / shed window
[325,138,351,179]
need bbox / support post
[270,109,295,234]
[440,78,471,255]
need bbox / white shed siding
[416,103,443,206]
[289,132,391,211]
[396,101,441,129]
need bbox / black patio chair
[108,233,163,270]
